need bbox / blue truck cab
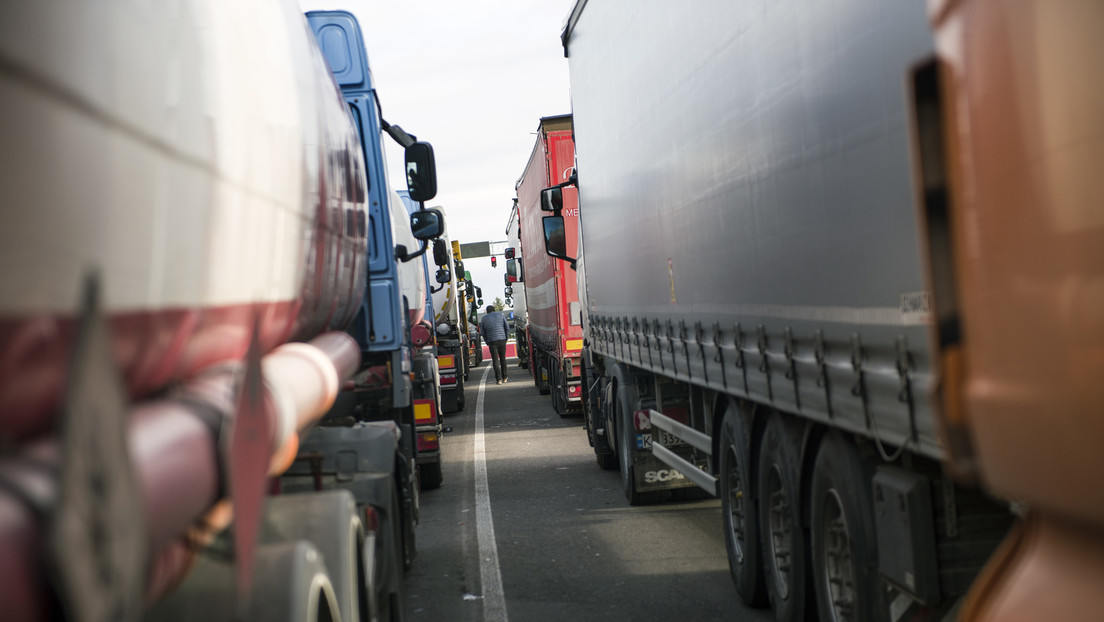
[280,10,442,615]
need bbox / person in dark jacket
[479,305,510,384]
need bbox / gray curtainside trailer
[548,2,1015,621]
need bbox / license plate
[636,430,685,450]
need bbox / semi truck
[399,191,446,490]
[516,115,583,415]
[505,201,529,369]
[456,244,485,371]
[911,1,1104,620]
[544,2,1014,621]
[0,3,441,621]
[429,223,470,415]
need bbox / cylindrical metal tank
[0,0,370,442]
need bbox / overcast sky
[300,0,577,307]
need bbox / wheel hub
[766,465,792,599]
[724,446,747,563]
[822,489,856,622]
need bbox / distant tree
[493,297,505,311]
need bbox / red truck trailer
[515,115,582,415]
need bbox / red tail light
[417,432,440,452]
[440,375,457,386]
[568,385,582,398]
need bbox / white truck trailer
[544,2,1015,621]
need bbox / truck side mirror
[541,186,562,212]
[505,286,513,296]
[505,247,515,259]
[405,141,437,202]
[432,238,449,266]
[435,268,451,284]
[544,215,568,258]
[506,258,522,282]
[410,208,443,240]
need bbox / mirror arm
[376,95,417,149]
[395,240,429,263]
[430,282,445,294]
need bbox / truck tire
[757,414,808,622]
[537,354,551,395]
[551,365,569,417]
[582,356,617,470]
[595,444,617,470]
[810,431,883,622]
[588,400,618,469]
[718,404,767,606]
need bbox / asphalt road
[402,357,775,622]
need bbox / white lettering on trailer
[475,369,508,621]
[643,469,687,484]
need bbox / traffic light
[491,256,497,268]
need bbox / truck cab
[285,8,443,612]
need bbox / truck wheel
[551,366,570,417]
[758,414,808,622]
[593,411,618,469]
[719,404,767,606]
[810,432,883,622]
[420,462,443,490]
[537,355,551,395]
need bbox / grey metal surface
[565,0,941,458]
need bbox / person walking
[479,304,510,384]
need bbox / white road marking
[474,367,508,622]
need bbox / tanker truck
[0,3,441,621]
[911,2,1104,620]
[543,2,1014,621]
